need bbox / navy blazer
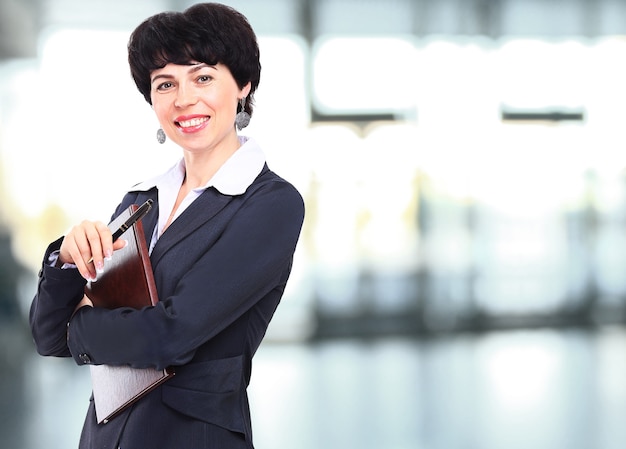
[30,164,305,449]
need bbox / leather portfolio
[84,203,174,424]
[85,203,158,309]
[89,364,174,424]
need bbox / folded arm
[66,181,304,370]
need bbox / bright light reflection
[246,35,310,196]
[1,65,46,215]
[584,37,626,177]
[480,332,560,408]
[415,37,500,125]
[14,28,169,223]
[358,123,421,270]
[303,124,362,314]
[312,36,418,114]
[495,38,590,111]
[4,30,626,320]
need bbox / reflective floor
[3,324,626,449]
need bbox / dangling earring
[156,128,166,144]
[235,97,250,130]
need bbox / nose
[174,83,198,108]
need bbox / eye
[197,75,212,83]
[156,81,174,91]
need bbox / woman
[29,3,304,448]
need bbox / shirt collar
[131,136,266,195]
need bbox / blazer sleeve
[29,237,88,357]
[66,179,305,370]
[29,192,153,358]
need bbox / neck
[182,134,241,188]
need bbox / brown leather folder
[85,203,158,309]
[84,203,174,424]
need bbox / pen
[111,199,153,242]
[87,199,153,264]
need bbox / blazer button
[79,353,92,364]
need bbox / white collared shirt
[131,136,266,253]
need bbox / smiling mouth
[176,116,210,129]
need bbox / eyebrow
[150,63,216,85]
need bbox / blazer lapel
[149,187,233,267]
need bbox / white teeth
[178,117,209,128]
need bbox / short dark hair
[127,2,261,116]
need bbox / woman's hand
[76,294,94,309]
[59,220,127,281]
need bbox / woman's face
[150,62,250,154]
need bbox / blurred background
[2,0,626,448]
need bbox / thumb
[113,238,129,252]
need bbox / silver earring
[156,128,166,144]
[235,98,250,130]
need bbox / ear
[239,82,252,99]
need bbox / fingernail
[105,249,113,260]
[95,261,104,274]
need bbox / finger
[59,224,82,265]
[112,238,128,252]
[78,294,93,308]
[84,221,110,274]
[66,240,96,281]
[72,226,98,280]
[73,294,94,314]
[94,221,114,261]
[67,221,100,280]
